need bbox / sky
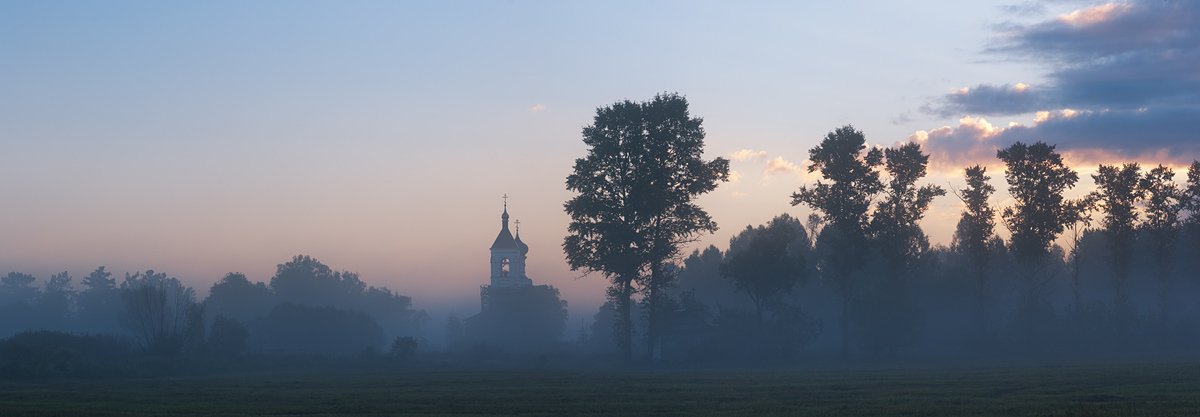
[2,1,1197,331]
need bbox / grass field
[1,362,1199,416]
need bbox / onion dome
[515,223,529,256]
[490,207,518,250]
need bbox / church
[484,199,533,288]
[462,199,568,351]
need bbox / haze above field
[2,0,1197,323]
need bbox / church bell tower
[489,195,531,288]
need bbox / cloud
[910,115,1008,171]
[730,149,768,162]
[924,83,1047,118]
[765,156,801,175]
[731,191,748,197]
[528,104,546,112]
[914,108,1200,170]
[920,0,1200,164]
[728,149,811,181]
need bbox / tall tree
[1091,163,1144,310]
[873,143,946,274]
[863,142,945,355]
[996,142,1079,309]
[951,165,998,337]
[1139,164,1182,321]
[564,93,729,361]
[79,266,116,296]
[39,271,74,327]
[77,266,120,331]
[791,125,884,357]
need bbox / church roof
[490,207,519,250]
[491,229,517,250]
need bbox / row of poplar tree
[565,93,1200,361]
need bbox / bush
[389,336,418,361]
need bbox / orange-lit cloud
[730,149,768,162]
[913,109,1200,174]
[1058,3,1132,26]
[765,156,801,176]
[909,115,1007,172]
[528,104,546,112]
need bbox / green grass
[1,362,1198,416]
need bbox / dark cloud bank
[918,1,1200,165]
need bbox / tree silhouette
[863,142,944,355]
[77,266,121,332]
[873,143,946,272]
[675,245,742,311]
[952,165,999,334]
[996,142,1079,350]
[270,255,365,307]
[206,272,274,324]
[1140,164,1182,321]
[719,214,808,327]
[267,255,426,343]
[120,270,205,357]
[389,336,418,361]
[1,272,39,306]
[39,271,74,328]
[1091,163,1144,310]
[996,142,1079,308]
[564,93,729,361]
[791,125,883,357]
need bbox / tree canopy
[719,213,809,326]
[790,125,883,357]
[1091,163,1144,307]
[996,142,1079,269]
[563,92,728,360]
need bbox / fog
[5,226,1200,377]
[4,142,1200,379]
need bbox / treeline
[0,255,427,376]
[566,94,1200,363]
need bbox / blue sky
[2,1,1194,326]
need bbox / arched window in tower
[501,258,510,277]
